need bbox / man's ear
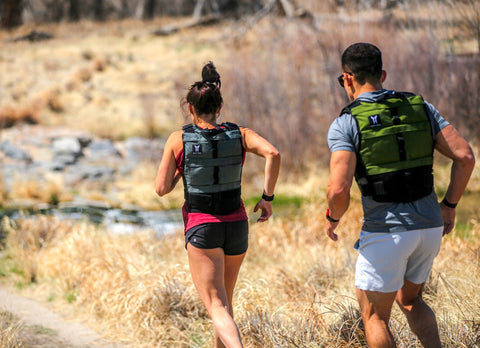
[216,104,222,114]
[346,73,354,87]
[381,70,387,83]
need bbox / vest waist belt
[186,187,241,215]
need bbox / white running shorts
[355,227,443,293]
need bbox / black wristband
[262,192,274,201]
[326,208,340,223]
[441,197,457,209]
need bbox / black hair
[185,61,223,116]
[341,43,382,85]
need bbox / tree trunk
[1,0,23,28]
[69,0,80,21]
[119,0,130,19]
[207,0,220,16]
[51,0,63,22]
[142,0,156,20]
[93,0,104,21]
[193,0,206,20]
[278,0,294,18]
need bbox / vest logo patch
[368,114,382,128]
[192,144,202,155]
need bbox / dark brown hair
[341,43,382,85]
[185,61,223,116]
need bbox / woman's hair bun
[201,61,221,87]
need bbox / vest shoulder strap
[182,124,195,133]
[339,100,361,117]
[222,122,240,131]
[339,91,423,117]
[182,122,241,133]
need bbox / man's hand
[254,199,272,222]
[440,203,456,236]
[326,220,340,241]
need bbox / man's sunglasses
[337,72,353,88]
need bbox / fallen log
[11,30,54,42]
[152,15,221,36]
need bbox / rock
[50,154,79,171]
[52,137,82,156]
[0,141,32,162]
[85,139,121,161]
[51,137,83,168]
[122,137,164,162]
[64,164,116,184]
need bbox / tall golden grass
[0,312,22,348]
[0,312,23,348]
[1,171,479,347]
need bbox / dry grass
[0,312,23,348]
[9,175,73,206]
[0,175,8,207]
[1,179,479,347]
[0,104,40,129]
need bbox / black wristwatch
[262,192,275,201]
[441,197,457,209]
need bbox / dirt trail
[0,287,126,348]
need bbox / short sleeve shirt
[328,89,449,232]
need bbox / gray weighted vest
[182,122,243,214]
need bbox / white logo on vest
[368,114,382,128]
[192,144,202,155]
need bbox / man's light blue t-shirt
[328,89,448,233]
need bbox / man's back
[327,89,445,232]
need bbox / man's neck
[353,82,383,100]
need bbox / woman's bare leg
[187,244,244,348]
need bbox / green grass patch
[243,194,306,208]
[31,324,57,336]
[64,291,77,304]
[452,222,475,240]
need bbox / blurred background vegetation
[1,0,479,173]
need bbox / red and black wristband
[326,208,340,223]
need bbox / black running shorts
[185,220,249,255]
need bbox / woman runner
[155,61,280,347]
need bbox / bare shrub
[0,104,40,129]
[2,216,74,284]
[10,176,72,205]
[221,16,479,173]
[222,19,345,171]
[384,30,480,141]
[38,88,65,113]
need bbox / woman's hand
[254,199,272,222]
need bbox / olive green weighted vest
[182,122,243,214]
[343,92,435,202]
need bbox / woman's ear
[216,104,222,114]
[188,103,194,115]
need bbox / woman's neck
[194,115,218,129]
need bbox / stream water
[1,204,184,237]
[2,191,478,239]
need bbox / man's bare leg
[356,288,397,348]
[395,280,442,347]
